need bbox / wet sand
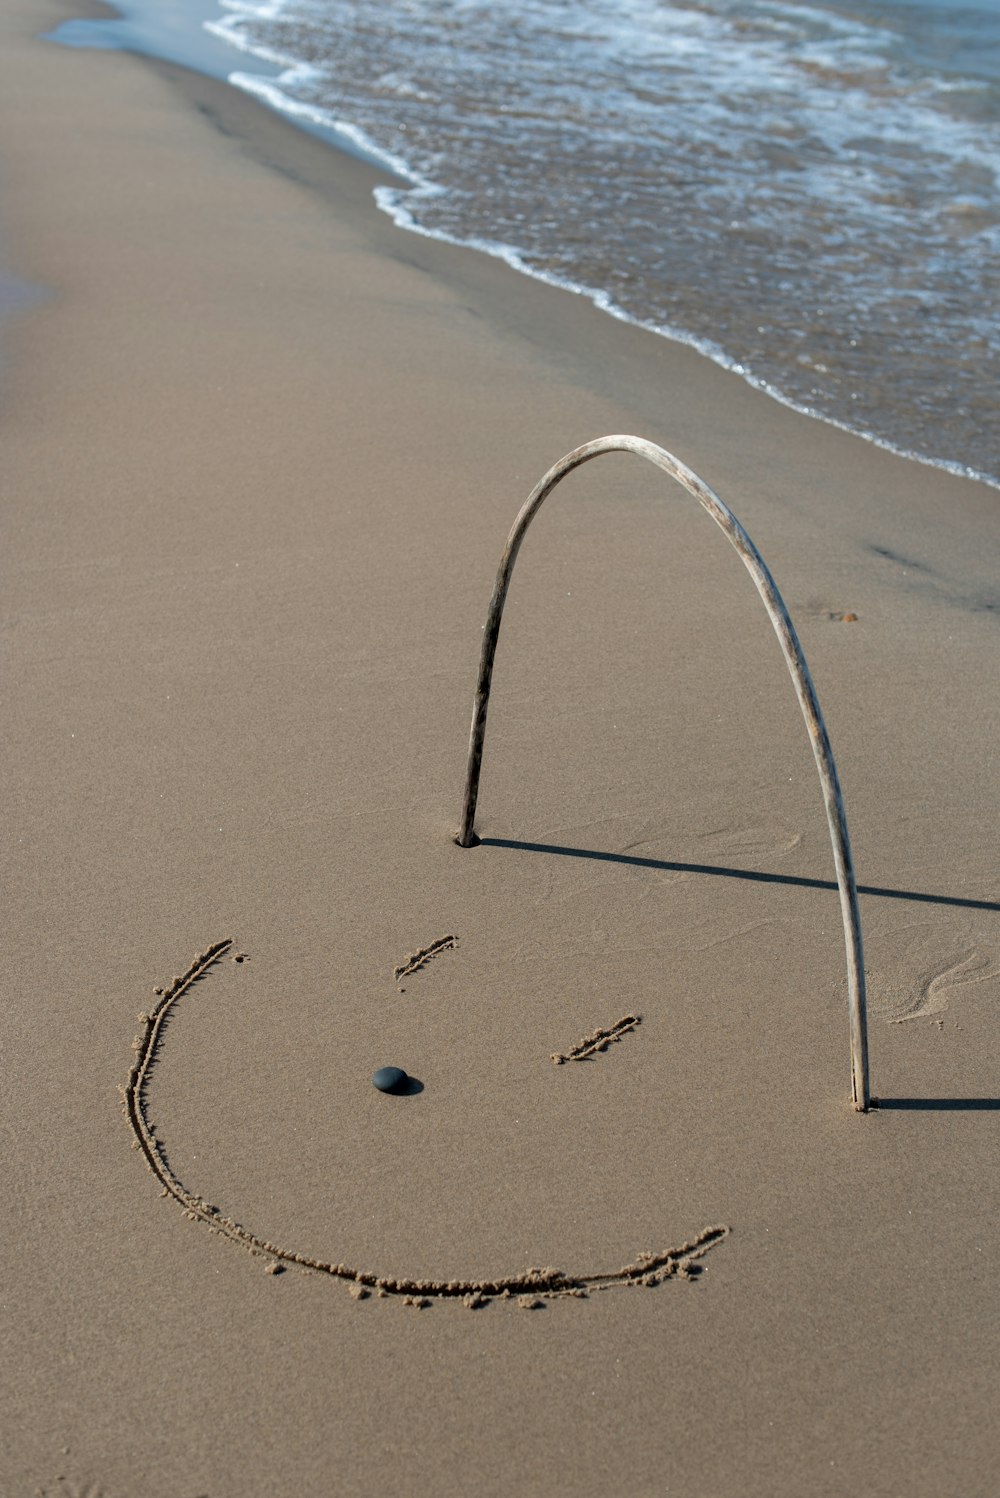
[3,3,999,1494]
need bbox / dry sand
[3,2,999,1494]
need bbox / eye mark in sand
[552,1014,641,1064]
[123,942,729,1305]
[393,933,457,985]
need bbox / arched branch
[456,435,870,1112]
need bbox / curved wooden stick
[456,435,870,1112]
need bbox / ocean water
[200,0,999,486]
[55,0,1000,485]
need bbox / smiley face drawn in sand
[122,938,729,1307]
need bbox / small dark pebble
[373,1065,408,1094]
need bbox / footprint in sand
[610,817,801,873]
[691,820,801,868]
[866,923,1000,1023]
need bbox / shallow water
[53,0,1000,485]
[207,0,1000,486]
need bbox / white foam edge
[212,56,999,493]
[225,70,421,180]
[379,178,1000,490]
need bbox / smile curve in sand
[122,938,731,1307]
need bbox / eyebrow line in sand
[122,942,728,1306]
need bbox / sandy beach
[3,2,999,1494]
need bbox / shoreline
[30,23,1000,540]
[41,0,1000,492]
[4,3,999,1496]
[48,0,1000,493]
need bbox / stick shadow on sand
[874,1098,1000,1111]
[473,839,1000,918]
[454,434,942,1114]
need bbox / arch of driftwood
[455,435,870,1111]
